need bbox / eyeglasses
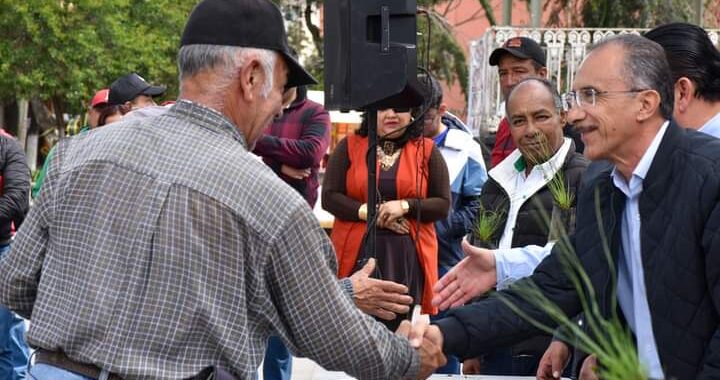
[381,107,411,113]
[562,88,649,110]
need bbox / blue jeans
[28,363,92,380]
[262,336,292,380]
[430,266,460,375]
[0,244,30,380]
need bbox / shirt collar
[699,111,720,138]
[611,120,669,187]
[169,100,248,148]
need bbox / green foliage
[580,0,694,28]
[473,205,504,243]
[417,13,469,95]
[0,0,198,114]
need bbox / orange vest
[330,134,438,314]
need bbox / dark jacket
[253,88,331,208]
[0,134,30,245]
[477,141,588,249]
[436,121,720,379]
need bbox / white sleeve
[494,242,555,290]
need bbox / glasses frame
[562,88,649,111]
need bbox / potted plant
[471,205,504,249]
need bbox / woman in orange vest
[322,107,450,330]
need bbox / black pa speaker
[324,0,422,111]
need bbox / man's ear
[636,89,662,122]
[238,59,264,102]
[537,67,548,79]
[438,103,448,114]
[674,77,695,115]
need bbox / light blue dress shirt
[699,111,720,138]
[610,121,668,379]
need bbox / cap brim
[141,85,167,97]
[280,51,317,88]
[488,47,532,66]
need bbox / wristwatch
[400,199,410,214]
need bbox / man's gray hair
[589,34,674,119]
[178,45,277,98]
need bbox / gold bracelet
[358,203,368,221]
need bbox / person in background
[421,74,487,374]
[323,105,450,331]
[0,131,31,380]
[489,37,547,167]
[254,84,330,208]
[644,22,720,137]
[87,89,110,129]
[108,72,166,110]
[97,105,128,127]
[462,78,588,376]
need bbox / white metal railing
[466,26,720,137]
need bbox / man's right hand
[432,240,497,310]
[579,354,598,380]
[396,320,446,379]
[537,341,571,379]
[349,258,413,320]
[462,358,482,374]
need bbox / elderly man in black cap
[0,0,445,379]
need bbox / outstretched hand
[396,319,446,379]
[432,239,497,310]
[349,258,413,320]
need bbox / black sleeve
[434,240,582,359]
[407,145,450,222]
[0,137,30,227]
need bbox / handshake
[395,306,446,380]
[348,259,446,378]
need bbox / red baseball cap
[90,89,110,108]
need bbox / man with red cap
[87,89,110,129]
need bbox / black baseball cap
[489,37,546,67]
[180,0,317,88]
[108,73,166,105]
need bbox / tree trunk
[16,99,29,151]
[304,2,323,58]
[52,95,66,139]
[25,133,38,172]
[29,97,56,135]
[0,102,5,130]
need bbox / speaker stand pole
[365,108,378,263]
